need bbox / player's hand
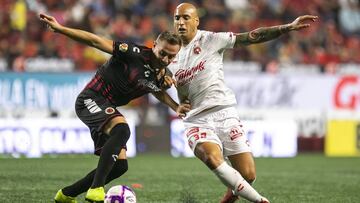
[177,100,191,119]
[288,15,318,31]
[161,75,177,89]
[39,13,62,32]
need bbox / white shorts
[183,106,252,157]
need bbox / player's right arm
[39,13,113,54]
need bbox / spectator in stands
[0,0,359,73]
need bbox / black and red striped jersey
[85,41,162,106]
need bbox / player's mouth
[178,28,186,34]
[158,60,168,67]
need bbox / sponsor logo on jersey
[144,64,154,72]
[84,99,101,113]
[175,60,206,86]
[138,79,161,92]
[119,43,128,52]
[105,107,115,114]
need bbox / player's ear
[195,17,199,27]
[153,40,157,48]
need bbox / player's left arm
[234,15,318,48]
[152,91,190,118]
[157,68,177,89]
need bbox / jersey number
[193,132,207,141]
[133,47,140,53]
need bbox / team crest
[119,43,128,52]
[193,46,201,54]
[105,107,115,114]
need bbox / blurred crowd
[1,0,360,73]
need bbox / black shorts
[75,88,126,155]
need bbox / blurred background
[1,0,360,158]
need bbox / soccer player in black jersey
[40,13,190,203]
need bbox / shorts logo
[84,99,101,113]
[186,127,199,137]
[112,154,118,161]
[119,43,128,52]
[229,127,243,141]
[105,107,115,114]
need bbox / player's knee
[195,143,224,169]
[242,170,256,184]
[110,123,130,142]
[201,151,224,169]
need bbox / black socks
[91,123,130,188]
[63,159,129,197]
[62,122,130,196]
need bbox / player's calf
[105,159,128,183]
[213,162,268,203]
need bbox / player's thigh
[185,127,224,168]
[195,142,224,169]
[228,152,256,181]
[118,148,127,159]
[75,89,126,135]
[103,116,128,135]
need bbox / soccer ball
[104,185,136,203]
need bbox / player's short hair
[156,31,182,46]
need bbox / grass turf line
[0,154,359,203]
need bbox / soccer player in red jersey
[40,13,190,203]
[168,3,318,203]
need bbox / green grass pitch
[0,154,359,203]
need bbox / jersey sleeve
[208,32,236,51]
[112,41,141,59]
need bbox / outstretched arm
[39,13,113,54]
[234,15,318,48]
[152,91,190,118]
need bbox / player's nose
[178,17,185,25]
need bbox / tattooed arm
[234,15,318,48]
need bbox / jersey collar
[183,30,201,49]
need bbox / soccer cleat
[85,187,105,203]
[257,197,270,203]
[220,188,239,203]
[54,189,77,203]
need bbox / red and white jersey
[168,30,237,119]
